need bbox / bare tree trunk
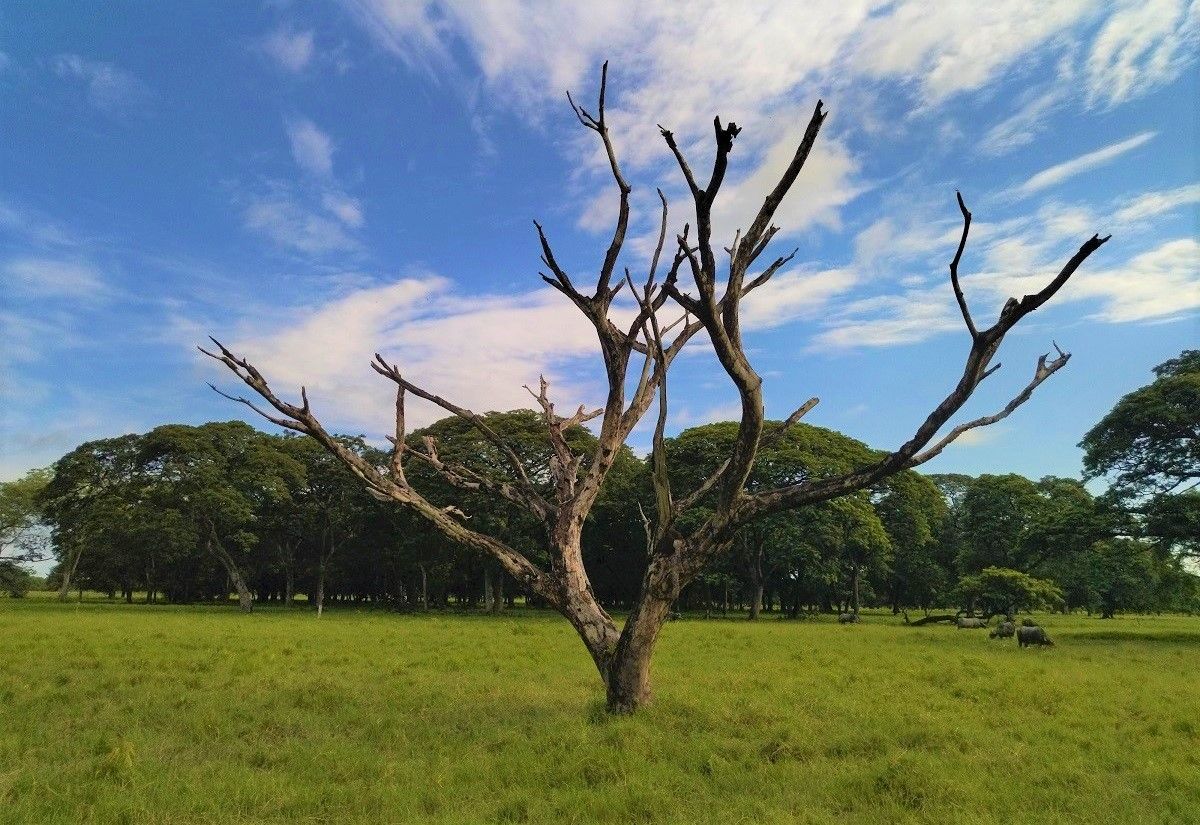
[483,565,495,613]
[57,542,85,601]
[491,569,504,614]
[206,535,253,613]
[284,568,294,606]
[315,564,326,617]
[603,592,672,713]
[748,543,764,620]
[418,562,428,611]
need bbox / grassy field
[1,599,1198,824]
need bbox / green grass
[2,600,1198,824]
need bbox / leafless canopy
[203,63,1108,712]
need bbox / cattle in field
[1016,626,1054,647]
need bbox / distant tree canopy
[1081,350,1199,563]
[25,407,1197,616]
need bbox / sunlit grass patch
[1,600,1198,823]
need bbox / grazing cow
[990,620,1016,639]
[1016,626,1054,647]
[838,613,859,624]
[956,617,988,629]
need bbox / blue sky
[1,1,1197,484]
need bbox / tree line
[4,349,1195,618]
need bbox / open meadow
[2,600,1198,824]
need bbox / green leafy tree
[1,468,52,563]
[877,471,949,613]
[1088,539,1157,618]
[955,566,1063,618]
[1082,350,1199,561]
[41,435,144,599]
[138,422,304,612]
[955,474,1045,574]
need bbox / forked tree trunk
[602,591,674,713]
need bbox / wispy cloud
[286,117,335,178]
[1072,238,1200,322]
[1010,132,1156,198]
[53,54,149,113]
[980,86,1067,156]
[243,196,358,254]
[1112,183,1200,224]
[321,191,364,227]
[2,257,107,299]
[262,28,315,72]
[1087,0,1200,107]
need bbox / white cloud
[216,276,606,435]
[980,86,1067,156]
[814,288,961,348]
[741,267,858,329]
[263,28,315,72]
[341,0,1192,252]
[1112,183,1200,224]
[849,0,1094,104]
[286,118,335,178]
[322,191,365,227]
[670,400,743,428]
[1087,0,1200,107]
[243,196,358,253]
[2,257,106,299]
[1071,238,1200,322]
[1010,132,1156,198]
[53,54,149,112]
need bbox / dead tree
[204,64,1108,713]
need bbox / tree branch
[200,340,558,602]
[907,345,1069,467]
[950,191,978,340]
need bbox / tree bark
[315,563,326,617]
[206,535,253,613]
[748,543,764,620]
[483,565,495,613]
[57,542,85,601]
[603,593,671,713]
[492,569,504,614]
